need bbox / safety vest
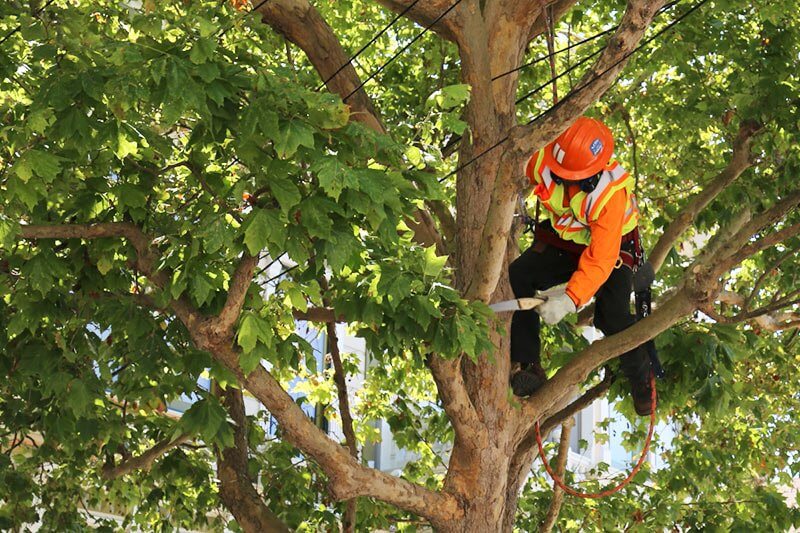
[526,149,639,246]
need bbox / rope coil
[534,372,657,499]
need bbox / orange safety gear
[542,117,615,180]
[525,149,639,307]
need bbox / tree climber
[509,116,653,416]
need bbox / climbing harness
[534,372,657,499]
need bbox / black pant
[509,242,650,385]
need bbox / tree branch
[326,320,359,532]
[538,368,615,437]
[709,192,800,277]
[522,285,694,423]
[102,433,191,479]
[20,222,156,275]
[212,254,259,337]
[523,199,796,429]
[744,243,800,309]
[196,340,463,526]
[406,207,449,256]
[716,220,800,276]
[426,355,488,451]
[18,222,204,329]
[215,386,291,533]
[427,199,457,246]
[709,290,800,332]
[257,0,448,255]
[293,307,340,322]
[539,418,574,533]
[648,120,763,271]
[374,0,462,41]
[508,366,613,502]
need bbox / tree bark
[216,387,291,533]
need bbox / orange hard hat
[542,116,614,181]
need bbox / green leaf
[281,282,308,312]
[237,312,273,354]
[11,156,33,183]
[269,176,302,214]
[299,196,338,239]
[244,209,272,255]
[406,146,424,167]
[116,132,138,159]
[24,253,57,296]
[258,110,280,140]
[66,380,91,417]
[96,255,114,275]
[308,101,350,129]
[427,84,471,109]
[27,108,53,133]
[189,37,218,64]
[180,398,226,443]
[312,158,350,201]
[196,61,220,83]
[197,17,217,38]
[13,150,62,183]
[8,176,40,209]
[202,220,230,254]
[116,183,148,208]
[239,343,268,375]
[170,270,188,299]
[0,217,20,249]
[423,245,448,277]
[191,274,216,306]
[237,314,260,354]
[274,121,315,159]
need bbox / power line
[343,0,464,102]
[438,36,605,157]
[515,45,604,105]
[492,26,616,82]
[318,0,422,91]
[492,0,680,82]
[0,0,58,47]
[439,0,710,182]
[441,0,683,157]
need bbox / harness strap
[534,223,643,270]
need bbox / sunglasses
[550,171,602,193]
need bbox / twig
[539,418,574,533]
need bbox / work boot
[511,362,547,397]
[630,378,654,416]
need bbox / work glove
[537,285,577,325]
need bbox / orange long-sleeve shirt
[563,186,628,307]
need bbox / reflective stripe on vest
[526,150,639,246]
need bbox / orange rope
[534,372,657,499]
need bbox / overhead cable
[439,0,711,182]
[343,0,464,102]
[318,0,423,90]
